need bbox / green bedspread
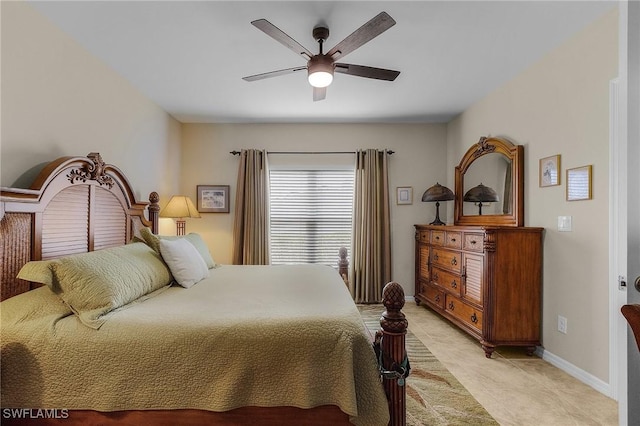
[1,264,389,425]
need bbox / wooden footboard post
[380,282,408,426]
[148,192,160,234]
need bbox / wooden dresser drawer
[431,248,462,274]
[418,230,429,243]
[430,230,445,246]
[423,284,444,309]
[445,231,462,249]
[431,267,461,296]
[445,294,482,332]
[463,233,484,252]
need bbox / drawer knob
[471,313,478,324]
[435,236,440,240]
[435,295,440,303]
[451,257,457,266]
[451,280,457,289]
[448,301,455,310]
[470,240,477,245]
[450,238,456,242]
[433,253,439,261]
[433,272,439,281]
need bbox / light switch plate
[558,216,572,232]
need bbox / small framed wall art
[197,185,230,213]
[539,154,561,187]
[566,165,592,201]
[396,187,413,205]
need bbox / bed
[0,153,408,425]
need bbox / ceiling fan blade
[334,63,400,81]
[251,19,314,60]
[243,66,307,82]
[313,87,326,102]
[326,12,396,61]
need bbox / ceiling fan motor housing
[307,54,334,87]
[312,26,330,43]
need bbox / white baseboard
[535,347,612,398]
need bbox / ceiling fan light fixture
[244,13,399,99]
[308,71,333,88]
[307,55,334,88]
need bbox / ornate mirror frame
[454,136,524,227]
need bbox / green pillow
[139,227,161,253]
[51,242,171,329]
[17,259,61,290]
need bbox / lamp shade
[463,183,499,203]
[421,182,455,202]
[160,195,201,219]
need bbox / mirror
[454,136,524,227]
[462,154,511,216]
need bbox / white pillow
[159,237,209,288]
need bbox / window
[269,169,354,266]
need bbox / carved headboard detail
[0,154,159,300]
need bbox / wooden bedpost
[380,282,408,426]
[148,192,160,234]
[338,246,349,286]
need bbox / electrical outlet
[558,315,567,334]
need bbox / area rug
[358,304,499,426]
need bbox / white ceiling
[29,1,616,124]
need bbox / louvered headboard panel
[0,153,159,300]
[94,187,127,251]
[42,185,90,260]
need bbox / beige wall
[0,1,181,235]
[1,0,619,391]
[181,123,448,295]
[446,9,618,382]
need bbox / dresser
[414,224,543,357]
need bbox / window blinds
[269,169,354,266]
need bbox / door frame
[613,2,640,425]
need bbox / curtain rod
[230,150,395,156]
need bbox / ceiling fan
[242,12,400,101]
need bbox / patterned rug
[358,305,498,426]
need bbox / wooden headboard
[0,153,159,300]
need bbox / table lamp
[463,183,499,215]
[421,183,454,225]
[160,195,201,235]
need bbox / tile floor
[402,301,619,426]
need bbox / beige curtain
[350,149,391,303]
[232,149,269,265]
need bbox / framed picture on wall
[566,165,592,201]
[197,185,230,213]
[539,154,561,187]
[396,187,413,205]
